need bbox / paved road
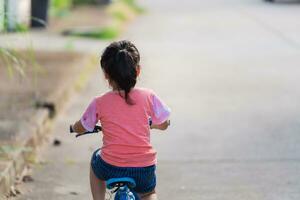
[15,0,300,199]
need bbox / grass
[0,144,32,159]
[0,48,26,78]
[69,25,120,40]
[64,0,145,40]
[108,0,136,22]
[122,0,145,14]
[0,46,42,82]
[51,0,73,18]
[0,13,42,78]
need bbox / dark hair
[100,40,140,104]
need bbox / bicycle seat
[106,177,136,189]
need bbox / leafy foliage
[68,25,120,40]
[51,0,73,17]
[73,0,96,5]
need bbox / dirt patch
[48,5,111,33]
[0,51,94,142]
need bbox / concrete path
[14,0,300,199]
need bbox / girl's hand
[71,120,87,134]
[150,120,170,130]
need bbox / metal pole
[6,0,17,31]
[0,0,4,32]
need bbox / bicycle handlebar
[70,118,153,138]
[69,125,102,137]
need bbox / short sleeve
[80,98,98,131]
[151,93,171,125]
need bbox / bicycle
[69,125,140,200]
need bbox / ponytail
[115,49,137,104]
[100,40,140,105]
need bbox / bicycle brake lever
[74,125,102,137]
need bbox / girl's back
[82,87,170,167]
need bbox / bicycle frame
[69,125,140,200]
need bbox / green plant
[51,0,73,17]
[0,145,32,156]
[62,0,145,40]
[64,39,75,51]
[15,23,29,32]
[0,13,42,78]
[0,45,41,79]
[121,0,145,14]
[2,15,30,33]
[111,9,128,22]
[108,0,145,23]
[73,0,95,5]
[0,47,45,108]
[0,48,25,78]
[107,0,136,24]
[68,25,120,40]
[27,42,43,97]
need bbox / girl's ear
[136,65,141,77]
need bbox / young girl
[71,40,171,200]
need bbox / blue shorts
[91,149,156,194]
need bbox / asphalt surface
[15,0,300,199]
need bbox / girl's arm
[72,98,98,134]
[151,119,170,130]
[150,92,171,131]
[71,120,87,134]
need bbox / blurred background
[1,0,300,199]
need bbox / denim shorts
[91,149,156,194]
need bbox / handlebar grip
[70,125,74,133]
[94,125,102,132]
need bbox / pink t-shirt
[80,88,171,167]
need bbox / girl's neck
[108,80,135,92]
[109,80,118,91]
[111,85,122,92]
[111,87,135,92]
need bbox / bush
[73,0,95,5]
[73,0,112,5]
[51,0,73,17]
[66,25,120,40]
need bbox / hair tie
[116,49,127,61]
